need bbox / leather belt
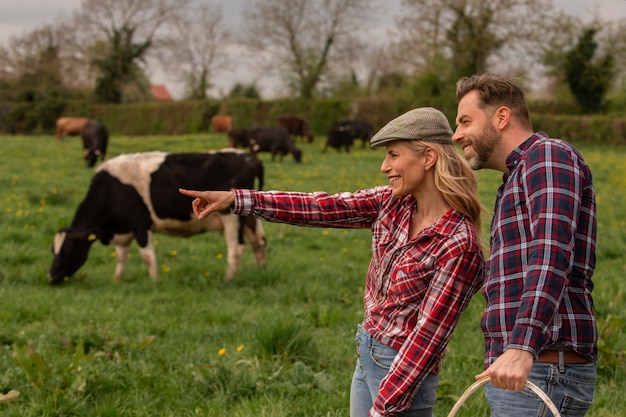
[536,349,591,364]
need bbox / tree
[391,0,560,82]
[242,0,379,99]
[0,24,88,100]
[598,18,626,95]
[3,27,61,102]
[565,28,614,114]
[157,3,231,100]
[0,23,97,133]
[91,25,152,102]
[228,83,261,99]
[73,0,192,102]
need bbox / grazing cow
[227,128,255,150]
[336,119,374,148]
[324,119,374,152]
[276,114,314,143]
[55,117,89,140]
[81,119,109,167]
[248,126,302,163]
[49,149,267,285]
[324,127,355,153]
[211,115,233,133]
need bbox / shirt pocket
[387,254,435,305]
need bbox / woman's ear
[424,148,438,171]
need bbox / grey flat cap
[370,107,454,147]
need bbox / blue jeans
[350,324,439,417]
[485,361,596,417]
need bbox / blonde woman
[180,107,485,417]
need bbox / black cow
[81,119,109,167]
[276,115,314,143]
[324,127,354,153]
[49,149,267,285]
[227,128,258,152]
[248,126,302,163]
[335,119,374,148]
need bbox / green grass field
[0,133,624,416]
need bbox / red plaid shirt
[483,132,598,366]
[233,186,485,416]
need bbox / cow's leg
[111,233,134,281]
[243,218,267,269]
[113,245,130,281]
[220,213,244,281]
[137,231,158,280]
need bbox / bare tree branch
[156,3,231,99]
[391,0,561,80]
[242,0,379,98]
[70,0,192,102]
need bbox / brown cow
[55,117,89,140]
[276,114,314,143]
[211,115,233,133]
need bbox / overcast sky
[1,0,625,98]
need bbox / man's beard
[468,122,500,170]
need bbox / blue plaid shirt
[482,132,598,366]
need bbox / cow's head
[85,149,101,167]
[48,228,98,285]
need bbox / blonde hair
[406,140,486,233]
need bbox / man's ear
[494,106,511,130]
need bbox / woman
[180,107,485,417]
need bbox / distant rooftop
[150,84,174,101]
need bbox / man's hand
[178,189,235,219]
[476,348,534,391]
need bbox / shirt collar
[505,131,549,172]
[428,209,463,238]
[398,194,461,238]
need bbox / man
[453,73,597,417]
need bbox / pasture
[0,133,624,416]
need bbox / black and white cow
[81,119,109,167]
[49,149,266,284]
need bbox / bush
[1,95,625,146]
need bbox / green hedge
[94,100,220,135]
[1,98,624,145]
[532,114,626,144]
